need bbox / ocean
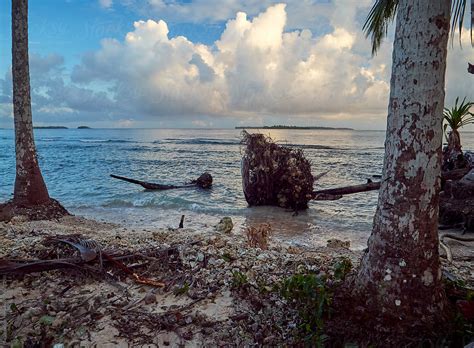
[1,128,472,250]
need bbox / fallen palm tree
[241,131,315,210]
[311,169,470,198]
[240,131,384,209]
[312,181,381,197]
[110,172,213,190]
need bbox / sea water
[1,128,472,249]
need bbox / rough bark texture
[442,129,465,170]
[356,0,450,335]
[0,0,69,222]
[12,0,49,205]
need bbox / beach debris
[216,217,234,233]
[245,223,272,250]
[3,215,473,346]
[312,169,465,200]
[102,251,165,287]
[188,172,213,189]
[312,181,381,197]
[312,193,343,201]
[179,215,185,229]
[0,258,87,275]
[110,172,213,190]
[440,168,474,232]
[241,131,383,207]
[439,233,474,263]
[144,291,157,304]
[0,234,165,287]
[241,131,314,210]
[326,239,351,249]
[53,236,102,262]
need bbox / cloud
[445,29,474,106]
[2,1,473,129]
[0,53,118,127]
[119,0,334,33]
[70,3,392,126]
[99,0,113,9]
[30,54,64,76]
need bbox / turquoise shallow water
[1,128,472,249]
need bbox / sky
[0,0,473,130]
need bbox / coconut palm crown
[363,0,472,55]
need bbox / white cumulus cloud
[71,3,392,126]
[2,1,473,129]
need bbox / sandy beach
[1,215,472,346]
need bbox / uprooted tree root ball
[0,198,69,222]
[241,131,314,210]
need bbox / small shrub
[231,271,248,288]
[280,274,331,346]
[246,223,272,250]
[333,258,352,281]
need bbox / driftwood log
[313,181,381,197]
[311,169,471,200]
[110,172,212,190]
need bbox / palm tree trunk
[357,0,450,320]
[12,0,50,205]
[443,129,463,168]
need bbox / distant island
[235,125,354,130]
[33,126,68,129]
[78,126,91,129]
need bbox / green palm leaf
[363,0,398,55]
[451,0,467,46]
[443,97,474,136]
[364,0,472,54]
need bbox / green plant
[363,0,470,55]
[173,283,189,296]
[333,258,353,281]
[231,271,248,288]
[443,97,474,140]
[280,274,331,347]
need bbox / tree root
[0,198,69,222]
[440,233,474,263]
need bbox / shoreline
[1,215,472,346]
[72,205,372,251]
[0,215,359,346]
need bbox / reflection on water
[1,128,472,249]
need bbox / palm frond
[471,0,474,44]
[443,97,474,136]
[451,0,467,46]
[363,0,398,55]
[364,0,472,53]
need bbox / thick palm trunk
[12,0,50,205]
[357,0,450,320]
